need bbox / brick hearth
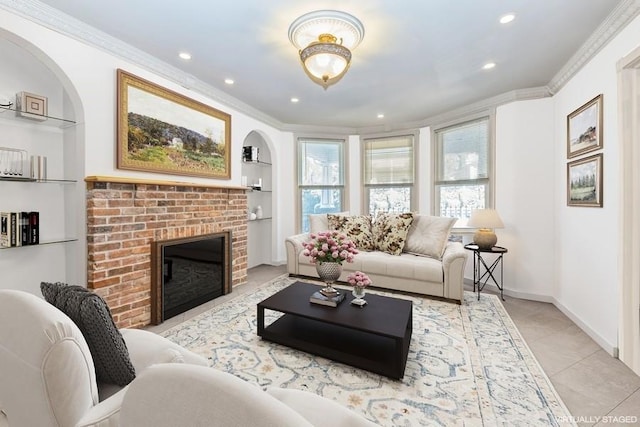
[85,177,248,328]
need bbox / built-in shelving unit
[0,36,83,292]
[242,132,273,268]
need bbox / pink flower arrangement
[347,271,372,288]
[302,230,358,265]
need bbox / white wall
[495,99,555,300]
[551,13,640,353]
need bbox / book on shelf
[309,290,345,307]
[0,212,8,247]
[0,211,39,247]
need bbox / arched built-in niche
[0,30,85,294]
[241,130,275,268]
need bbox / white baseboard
[463,279,618,357]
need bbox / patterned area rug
[161,275,575,426]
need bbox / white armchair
[0,289,208,427]
[120,363,379,427]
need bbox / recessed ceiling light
[224,78,234,85]
[500,14,515,24]
[291,97,299,103]
[178,52,192,60]
[483,62,496,70]
[377,113,384,119]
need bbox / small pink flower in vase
[347,271,371,306]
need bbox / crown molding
[548,0,640,94]
[353,86,552,135]
[0,0,285,130]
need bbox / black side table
[464,244,507,301]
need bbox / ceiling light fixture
[499,14,515,24]
[291,97,299,103]
[178,52,192,60]
[224,78,234,85]
[483,62,496,70]
[288,10,365,89]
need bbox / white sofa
[286,213,468,303]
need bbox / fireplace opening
[151,232,232,324]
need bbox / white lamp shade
[468,209,504,229]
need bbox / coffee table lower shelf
[259,313,408,379]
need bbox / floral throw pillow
[372,212,415,255]
[327,214,375,251]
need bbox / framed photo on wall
[567,94,603,159]
[117,69,231,179]
[567,153,603,207]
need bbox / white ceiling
[30,1,628,129]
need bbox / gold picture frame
[567,94,603,159]
[117,69,231,179]
[567,153,603,207]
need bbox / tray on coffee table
[257,281,412,379]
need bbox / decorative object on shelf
[347,271,371,306]
[116,69,231,179]
[567,153,603,207]
[255,205,263,219]
[468,209,504,249]
[567,94,603,159]
[0,147,28,178]
[16,91,48,121]
[247,210,257,221]
[30,155,47,180]
[251,178,262,190]
[302,230,358,297]
[288,10,365,89]
[242,146,259,162]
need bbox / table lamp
[468,209,504,249]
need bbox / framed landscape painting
[117,69,231,179]
[567,153,603,207]
[567,94,603,159]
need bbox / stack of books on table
[309,291,345,307]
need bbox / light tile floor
[149,264,640,427]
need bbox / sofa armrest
[442,242,468,302]
[285,233,310,275]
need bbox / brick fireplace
[85,176,248,328]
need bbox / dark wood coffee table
[257,281,412,379]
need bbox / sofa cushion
[40,282,136,386]
[372,212,414,255]
[327,214,375,251]
[308,211,349,233]
[404,215,457,260]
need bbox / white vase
[255,205,263,219]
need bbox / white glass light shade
[299,36,351,88]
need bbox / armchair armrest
[75,387,127,427]
[285,233,310,275]
[442,242,468,302]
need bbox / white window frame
[361,133,417,217]
[432,112,495,228]
[296,137,347,233]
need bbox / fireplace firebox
[151,232,232,324]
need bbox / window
[363,134,415,216]
[297,138,345,232]
[434,117,491,226]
